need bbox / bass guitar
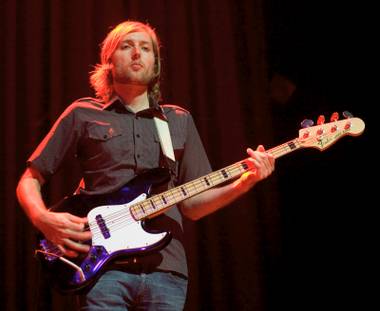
[36,113,365,293]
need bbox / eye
[120,44,132,50]
[141,46,151,52]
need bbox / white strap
[154,117,175,162]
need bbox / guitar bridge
[38,239,63,261]
[37,239,86,282]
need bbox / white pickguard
[87,193,167,254]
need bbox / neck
[114,83,150,113]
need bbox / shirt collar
[102,95,165,119]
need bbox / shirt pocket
[80,121,129,169]
[87,122,122,141]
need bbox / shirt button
[137,154,140,158]
[136,134,140,138]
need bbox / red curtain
[1,1,279,310]
[1,0,372,310]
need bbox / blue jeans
[78,270,188,310]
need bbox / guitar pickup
[95,214,111,239]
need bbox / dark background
[0,0,375,310]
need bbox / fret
[144,201,153,213]
[161,195,167,205]
[288,141,297,150]
[180,186,187,196]
[131,205,144,219]
[150,200,156,209]
[173,189,184,201]
[241,161,249,170]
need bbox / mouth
[130,63,143,71]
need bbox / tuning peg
[330,112,339,122]
[329,113,339,133]
[300,119,314,128]
[317,115,325,125]
[343,111,353,118]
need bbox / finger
[246,147,255,158]
[246,147,274,177]
[57,244,79,258]
[261,153,275,173]
[63,238,91,253]
[247,147,266,161]
[67,213,88,225]
[259,146,275,171]
[262,156,273,173]
[62,215,88,231]
[65,229,92,241]
[254,146,274,171]
[256,145,266,152]
[249,157,272,179]
[246,158,263,175]
[247,147,254,153]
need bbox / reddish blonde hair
[90,21,162,103]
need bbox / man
[16,21,275,310]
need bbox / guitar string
[88,139,304,239]
[87,160,247,232]
[87,138,305,238]
[88,168,239,238]
[88,161,252,237]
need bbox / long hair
[90,21,162,103]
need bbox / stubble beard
[113,66,155,86]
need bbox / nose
[131,47,140,60]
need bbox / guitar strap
[153,116,175,162]
[153,108,177,181]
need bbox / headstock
[298,113,365,151]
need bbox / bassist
[16,20,275,311]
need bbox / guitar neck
[130,138,302,220]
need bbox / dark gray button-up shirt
[28,96,211,277]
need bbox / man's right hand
[17,167,92,258]
[35,210,92,258]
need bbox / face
[110,31,156,85]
